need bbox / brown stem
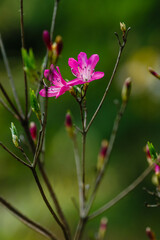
[31,169,69,240]
[0,82,22,121]
[0,142,31,168]
[0,196,57,240]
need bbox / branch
[0,97,19,118]
[88,164,154,220]
[0,196,57,240]
[0,34,23,116]
[86,102,127,214]
[86,28,130,133]
[0,82,22,121]
[0,142,31,168]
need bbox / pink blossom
[39,64,78,98]
[155,164,160,175]
[68,52,104,84]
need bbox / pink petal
[91,71,104,80]
[88,54,99,71]
[44,69,50,79]
[78,52,88,69]
[68,58,80,77]
[67,79,84,86]
[56,86,71,98]
[39,87,58,97]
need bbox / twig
[0,196,57,240]
[0,34,23,116]
[50,0,58,41]
[0,142,31,168]
[0,97,18,118]
[73,134,83,214]
[88,164,154,220]
[86,28,130,133]
[0,82,22,121]
[20,0,28,119]
[31,169,69,240]
[86,102,127,214]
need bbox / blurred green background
[0,0,160,239]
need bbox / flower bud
[120,22,126,33]
[10,122,19,148]
[29,122,37,143]
[97,140,108,171]
[155,164,160,176]
[30,89,41,121]
[43,30,52,51]
[97,217,108,240]
[65,111,75,138]
[53,35,63,56]
[145,143,152,165]
[146,227,156,240]
[121,77,132,103]
[148,67,160,80]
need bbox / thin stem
[88,164,154,220]
[38,162,71,240]
[73,218,86,240]
[31,169,69,240]
[73,134,83,214]
[20,0,28,119]
[86,29,130,133]
[0,142,31,168]
[0,82,22,121]
[0,34,23,116]
[0,196,57,240]
[50,0,58,41]
[18,146,32,165]
[0,97,18,118]
[86,102,126,214]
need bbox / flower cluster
[39,52,104,98]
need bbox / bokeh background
[0,0,160,239]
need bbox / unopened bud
[148,67,160,80]
[145,144,153,165]
[29,122,37,144]
[53,35,63,56]
[10,122,19,148]
[155,164,160,176]
[97,217,108,240]
[30,89,41,121]
[146,227,156,240]
[97,140,108,171]
[65,111,75,138]
[121,77,132,102]
[43,30,52,51]
[120,22,126,33]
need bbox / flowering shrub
[0,1,159,240]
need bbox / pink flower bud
[65,111,74,138]
[55,35,63,56]
[146,227,156,240]
[155,164,160,176]
[148,67,160,80]
[43,30,52,50]
[98,217,108,240]
[145,144,152,165]
[97,140,108,171]
[29,122,37,143]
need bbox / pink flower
[39,64,78,98]
[68,52,104,84]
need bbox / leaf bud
[10,122,19,148]
[146,227,156,240]
[30,89,41,121]
[97,217,108,240]
[148,67,160,80]
[120,22,126,33]
[147,141,157,162]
